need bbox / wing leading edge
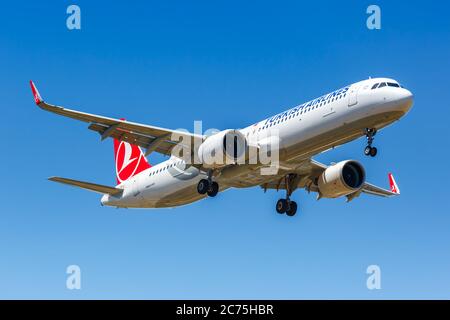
[30,81,203,157]
[309,159,400,198]
[260,159,400,200]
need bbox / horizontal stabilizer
[49,177,123,196]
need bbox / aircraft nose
[401,88,413,102]
[393,88,414,113]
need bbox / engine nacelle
[197,129,247,168]
[317,160,365,198]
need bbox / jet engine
[317,160,365,198]
[197,129,247,168]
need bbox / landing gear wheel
[276,199,288,214]
[197,179,209,195]
[286,201,297,217]
[369,146,377,157]
[364,146,372,156]
[207,182,219,197]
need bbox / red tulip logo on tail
[114,140,151,184]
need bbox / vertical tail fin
[113,119,151,185]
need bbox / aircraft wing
[30,81,203,157]
[260,159,400,201]
[361,177,400,197]
[49,177,123,196]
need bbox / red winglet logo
[29,80,43,105]
[388,173,400,194]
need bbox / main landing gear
[276,199,297,216]
[197,170,219,197]
[364,128,378,157]
[276,174,298,217]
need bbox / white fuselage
[101,77,413,208]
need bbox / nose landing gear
[364,128,378,157]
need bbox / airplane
[30,77,413,216]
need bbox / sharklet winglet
[388,173,400,195]
[29,80,43,105]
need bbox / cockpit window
[372,81,402,90]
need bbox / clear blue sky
[1,0,449,299]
